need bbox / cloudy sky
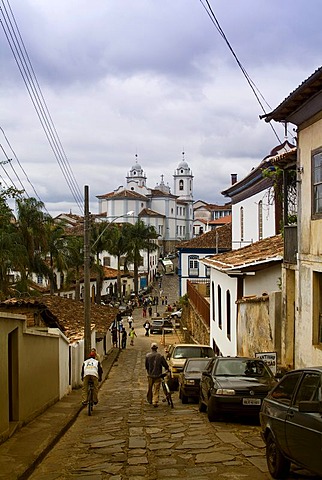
[0,0,321,217]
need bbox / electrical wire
[0,0,84,213]
[199,0,295,147]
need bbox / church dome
[178,160,188,169]
[132,162,142,170]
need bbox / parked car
[118,305,132,317]
[199,357,277,422]
[170,309,182,319]
[260,366,322,479]
[167,344,215,388]
[179,358,212,404]
[150,318,174,334]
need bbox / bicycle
[87,378,94,416]
[161,373,174,408]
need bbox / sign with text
[255,351,277,375]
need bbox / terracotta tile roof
[177,223,232,250]
[149,189,178,199]
[0,296,118,343]
[139,208,165,218]
[97,189,147,200]
[209,214,232,225]
[262,66,322,123]
[202,234,283,272]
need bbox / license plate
[243,398,261,406]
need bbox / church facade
[97,156,194,255]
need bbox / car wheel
[266,433,290,479]
[198,396,206,412]
[207,397,218,422]
[181,393,188,404]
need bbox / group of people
[82,342,169,409]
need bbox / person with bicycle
[145,342,169,408]
[81,351,103,406]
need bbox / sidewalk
[0,348,120,480]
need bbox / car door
[285,371,322,475]
[200,358,215,405]
[266,372,303,456]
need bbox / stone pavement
[16,317,272,480]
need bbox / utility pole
[84,185,91,359]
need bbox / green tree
[45,218,69,294]
[126,220,158,295]
[65,235,84,301]
[14,197,50,293]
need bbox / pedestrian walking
[145,342,169,407]
[81,351,103,405]
[142,306,147,318]
[121,328,127,349]
[148,305,153,318]
[144,320,151,336]
[127,314,133,329]
[129,327,137,346]
[111,325,118,348]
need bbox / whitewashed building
[97,156,194,255]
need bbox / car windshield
[185,359,211,373]
[173,347,214,359]
[215,359,271,377]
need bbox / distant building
[97,155,194,255]
[193,201,231,236]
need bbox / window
[212,281,215,321]
[103,257,111,266]
[158,225,163,236]
[312,271,322,344]
[258,200,263,240]
[312,151,322,216]
[179,179,184,191]
[217,285,222,329]
[240,206,244,242]
[188,255,199,276]
[270,373,302,405]
[293,373,321,406]
[205,265,210,278]
[226,290,231,339]
[37,275,43,285]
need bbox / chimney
[231,173,237,185]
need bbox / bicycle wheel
[163,381,174,408]
[87,387,93,416]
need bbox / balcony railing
[284,225,297,264]
[187,280,210,327]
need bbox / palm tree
[14,197,50,293]
[104,223,133,300]
[65,235,84,301]
[91,220,112,304]
[126,220,158,294]
[45,218,69,294]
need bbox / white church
[97,155,194,255]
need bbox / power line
[0,0,84,213]
[199,0,295,147]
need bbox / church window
[180,169,184,174]
[103,257,111,266]
[179,179,184,191]
[258,200,263,240]
[131,187,134,190]
[171,208,173,214]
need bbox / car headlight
[215,388,236,395]
[185,379,195,385]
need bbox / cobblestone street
[28,325,270,480]
[25,270,317,480]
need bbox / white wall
[244,264,281,296]
[210,269,238,357]
[232,190,276,249]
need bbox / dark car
[179,358,212,404]
[150,318,174,334]
[199,357,277,422]
[260,367,322,479]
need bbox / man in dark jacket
[145,342,169,407]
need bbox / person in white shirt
[81,351,103,405]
